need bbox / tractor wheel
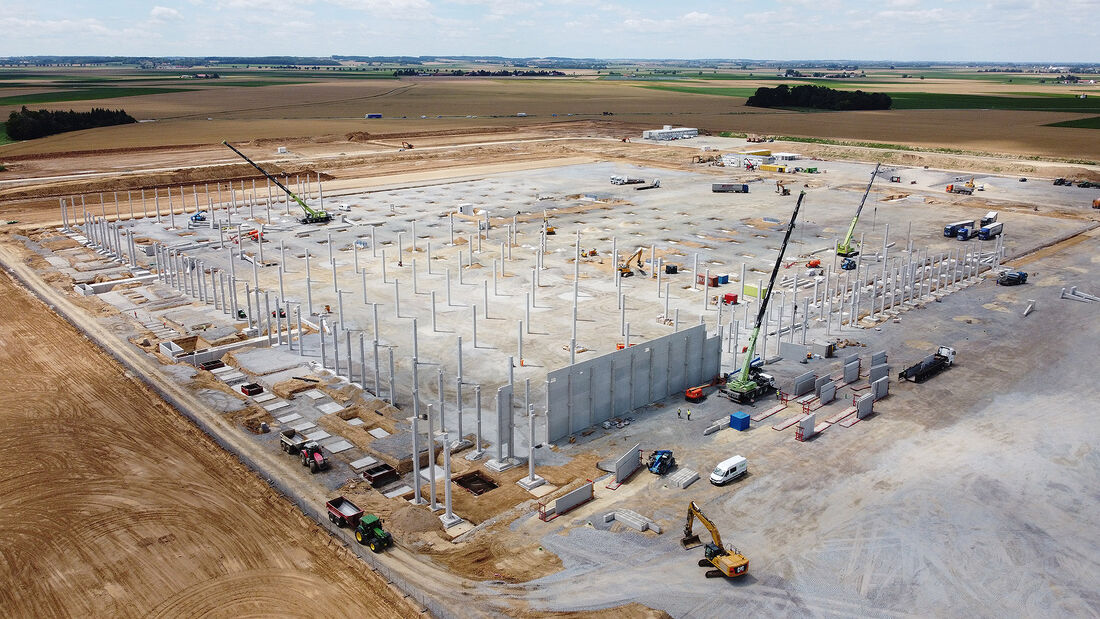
[280,443,287,453]
[369,540,381,553]
[310,460,319,474]
[328,512,337,524]
[355,530,365,545]
[301,454,308,467]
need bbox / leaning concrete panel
[843,360,860,384]
[799,413,816,438]
[872,377,889,400]
[856,393,874,418]
[814,375,831,397]
[553,482,594,516]
[819,381,836,405]
[613,442,642,484]
[869,363,890,385]
[871,350,888,366]
[791,370,816,397]
[844,354,859,367]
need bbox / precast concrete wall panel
[815,376,831,397]
[613,443,642,484]
[869,363,890,384]
[844,360,860,384]
[497,384,514,453]
[819,381,836,404]
[553,482,594,516]
[856,393,874,418]
[872,377,889,400]
[545,325,714,443]
[791,371,816,397]
[871,351,888,366]
[844,354,859,367]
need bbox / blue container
[718,274,730,285]
[730,411,751,431]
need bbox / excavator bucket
[680,533,703,549]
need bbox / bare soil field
[0,266,419,617]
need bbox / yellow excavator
[543,211,556,236]
[680,501,749,578]
[618,247,645,277]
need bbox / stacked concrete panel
[798,413,817,439]
[871,350,888,366]
[856,393,874,418]
[872,377,889,400]
[669,468,699,489]
[843,359,860,384]
[552,481,594,517]
[791,371,816,397]
[819,381,836,404]
[869,363,891,384]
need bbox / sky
[1,0,1098,62]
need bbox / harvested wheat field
[0,271,417,618]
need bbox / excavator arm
[681,501,723,549]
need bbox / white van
[710,455,748,486]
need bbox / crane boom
[726,191,805,400]
[836,162,880,257]
[221,141,331,224]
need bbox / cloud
[150,6,183,21]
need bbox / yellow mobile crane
[680,501,749,578]
[835,162,880,270]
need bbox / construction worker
[686,410,692,421]
[677,408,682,419]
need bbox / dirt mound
[346,131,373,142]
[392,503,445,534]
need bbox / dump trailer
[354,514,393,553]
[899,346,956,383]
[726,192,804,405]
[635,179,661,190]
[326,496,363,528]
[978,221,1004,240]
[280,429,309,454]
[946,184,974,195]
[712,183,749,193]
[944,220,974,237]
[222,141,332,224]
[610,176,645,185]
[680,501,749,578]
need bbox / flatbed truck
[899,346,956,383]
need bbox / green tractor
[354,514,393,553]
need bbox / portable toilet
[730,411,751,431]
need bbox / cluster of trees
[746,85,891,111]
[5,106,136,141]
[392,68,566,77]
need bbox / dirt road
[0,270,418,617]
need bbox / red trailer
[326,496,363,528]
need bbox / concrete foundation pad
[350,456,379,469]
[518,475,547,491]
[291,421,316,432]
[252,392,276,403]
[367,427,391,438]
[317,402,344,414]
[276,412,302,423]
[418,465,446,482]
[302,389,326,400]
[305,430,331,441]
[383,485,413,498]
[464,450,487,461]
[441,518,472,537]
[485,458,520,472]
[449,438,473,451]
[325,439,354,453]
[346,418,365,426]
[528,483,558,498]
[263,401,290,412]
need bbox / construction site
[2,129,1099,617]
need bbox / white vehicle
[337,203,352,212]
[710,455,748,486]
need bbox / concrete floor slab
[263,400,290,412]
[382,485,412,499]
[302,389,326,400]
[346,418,365,427]
[251,392,276,403]
[291,421,316,432]
[367,427,390,438]
[305,430,331,441]
[317,402,344,415]
[325,439,354,453]
[276,412,302,423]
[349,456,378,470]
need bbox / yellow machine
[776,180,791,196]
[401,141,414,149]
[680,501,749,578]
[618,247,645,277]
[543,212,556,236]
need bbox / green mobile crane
[725,191,806,404]
[222,141,332,225]
[835,162,880,270]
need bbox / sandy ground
[0,270,419,617]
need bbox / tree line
[5,106,136,140]
[746,84,891,111]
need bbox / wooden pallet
[773,414,808,431]
[825,407,857,424]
